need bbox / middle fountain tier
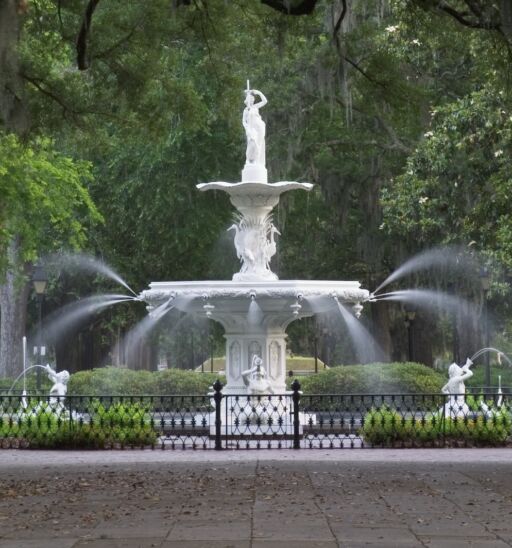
[140,85,369,396]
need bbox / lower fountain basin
[140,279,369,324]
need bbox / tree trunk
[0,239,30,378]
[0,0,29,134]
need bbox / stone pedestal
[241,163,267,184]
[224,332,287,394]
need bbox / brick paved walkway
[1,450,512,547]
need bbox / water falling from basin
[333,298,386,363]
[123,295,197,360]
[247,295,264,326]
[303,295,384,364]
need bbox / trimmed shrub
[296,362,445,394]
[67,367,220,396]
[153,369,218,395]
[361,406,442,446]
[361,406,511,447]
[443,411,511,445]
[0,401,158,449]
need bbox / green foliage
[88,401,158,446]
[152,369,219,395]
[286,356,327,372]
[361,406,441,445]
[67,366,220,396]
[197,355,325,373]
[0,133,101,272]
[0,400,158,449]
[361,405,511,446]
[381,87,512,261]
[295,362,445,394]
[442,411,511,445]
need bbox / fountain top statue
[242,83,267,182]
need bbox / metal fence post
[442,393,446,448]
[213,379,223,450]
[291,379,301,449]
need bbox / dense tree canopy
[1,0,512,375]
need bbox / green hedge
[294,362,445,394]
[361,406,511,447]
[4,362,445,397]
[67,367,220,396]
[0,402,158,449]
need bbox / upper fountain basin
[197,181,313,211]
[197,181,313,194]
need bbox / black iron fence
[0,380,510,449]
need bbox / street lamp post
[32,263,48,391]
[480,268,491,392]
[404,305,416,362]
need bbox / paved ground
[1,449,512,547]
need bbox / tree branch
[21,73,79,116]
[76,0,102,70]
[259,0,319,16]
[438,3,495,29]
[344,55,387,89]
[21,73,132,125]
[93,27,137,60]
[333,0,348,37]
[413,1,500,31]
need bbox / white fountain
[140,85,369,398]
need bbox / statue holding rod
[243,81,267,167]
